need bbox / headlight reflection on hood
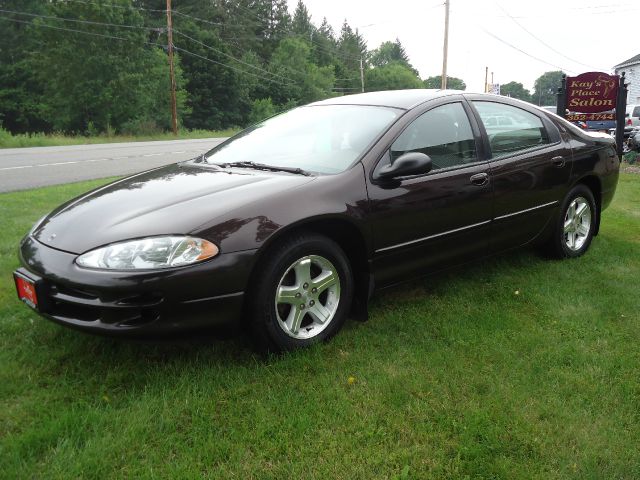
[76,236,219,270]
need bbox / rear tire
[547,184,597,259]
[248,233,353,352]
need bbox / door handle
[470,172,489,186]
[551,156,566,168]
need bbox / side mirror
[376,152,432,180]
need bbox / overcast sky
[289,0,640,92]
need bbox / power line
[0,13,299,88]
[173,30,299,84]
[166,7,365,62]
[0,8,159,31]
[171,10,225,26]
[481,28,576,74]
[0,15,164,45]
[230,2,271,25]
[171,10,255,29]
[59,0,166,13]
[173,46,293,87]
[495,2,606,71]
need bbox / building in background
[614,54,640,104]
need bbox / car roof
[309,89,465,110]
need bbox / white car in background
[626,105,640,127]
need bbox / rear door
[467,97,572,252]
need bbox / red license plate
[15,275,38,309]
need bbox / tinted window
[474,102,549,158]
[389,102,477,170]
[204,105,400,174]
[633,106,640,117]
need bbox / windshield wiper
[218,161,311,176]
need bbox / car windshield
[203,105,401,174]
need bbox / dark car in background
[586,117,616,132]
[14,90,620,351]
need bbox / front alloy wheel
[275,255,341,340]
[249,233,353,352]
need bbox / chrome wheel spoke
[285,306,305,335]
[567,231,575,249]
[308,303,332,324]
[277,285,299,305]
[563,218,573,233]
[294,258,312,285]
[312,270,338,294]
[577,223,590,237]
[575,202,588,218]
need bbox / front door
[366,101,494,288]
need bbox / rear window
[473,101,550,158]
[633,106,640,117]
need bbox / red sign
[566,113,615,122]
[566,72,618,113]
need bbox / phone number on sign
[566,113,615,121]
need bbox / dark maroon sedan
[14,90,619,351]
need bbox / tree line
[0,0,565,137]
[499,71,565,106]
[0,0,469,136]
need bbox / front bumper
[15,236,257,337]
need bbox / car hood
[33,163,315,254]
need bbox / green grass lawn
[1,176,639,479]
[0,129,238,149]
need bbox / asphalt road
[0,137,227,193]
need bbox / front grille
[44,282,163,328]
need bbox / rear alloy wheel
[249,234,353,352]
[563,196,592,252]
[549,185,597,258]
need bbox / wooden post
[166,0,178,136]
[484,66,488,93]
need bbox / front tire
[248,233,353,352]
[548,185,597,258]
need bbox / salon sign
[565,72,618,120]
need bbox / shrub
[0,126,12,147]
[624,151,638,165]
[120,117,162,136]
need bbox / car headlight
[76,236,219,270]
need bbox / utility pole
[441,0,450,89]
[360,56,365,93]
[166,0,178,136]
[484,66,488,93]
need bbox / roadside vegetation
[0,127,238,149]
[1,174,639,478]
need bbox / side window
[633,106,640,117]
[473,101,550,158]
[389,102,477,171]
